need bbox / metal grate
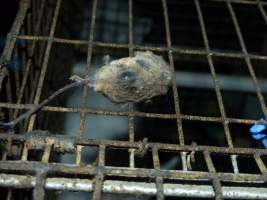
[1,0,267,199]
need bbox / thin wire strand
[0,81,88,128]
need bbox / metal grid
[1,0,267,199]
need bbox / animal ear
[103,55,110,65]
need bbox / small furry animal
[71,51,172,103]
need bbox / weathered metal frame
[1,0,267,199]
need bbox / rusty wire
[1,0,267,199]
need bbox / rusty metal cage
[1,0,267,199]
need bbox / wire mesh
[1,0,267,199]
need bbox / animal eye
[135,59,150,70]
[118,71,137,82]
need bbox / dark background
[0,1,19,54]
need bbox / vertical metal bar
[25,72,41,130]
[14,59,31,118]
[76,145,83,165]
[162,0,187,172]
[6,189,12,200]
[161,0,184,146]
[32,0,37,34]
[128,0,135,168]
[92,145,105,200]
[152,147,164,200]
[28,73,39,103]
[41,139,53,163]
[33,170,47,200]
[77,0,98,179]
[226,0,267,119]
[181,151,188,171]
[194,0,239,174]
[128,0,134,56]
[212,179,224,200]
[5,72,13,119]
[41,145,52,163]
[13,0,46,119]
[0,0,30,62]
[257,0,267,23]
[26,0,32,35]
[231,154,239,173]
[19,23,28,104]
[5,190,11,200]
[254,153,267,173]
[2,149,7,161]
[20,24,27,69]
[129,149,135,168]
[98,145,106,166]
[0,0,28,119]
[1,139,13,200]
[21,143,28,161]
[155,176,164,200]
[204,151,223,200]
[79,0,98,138]
[204,151,216,172]
[13,46,21,101]
[27,0,62,131]
[195,0,233,148]
[152,147,160,169]
[2,139,13,200]
[92,173,104,200]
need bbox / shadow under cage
[1,0,267,199]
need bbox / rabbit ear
[103,55,110,65]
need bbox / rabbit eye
[118,71,137,83]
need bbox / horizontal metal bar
[1,133,267,155]
[212,0,267,5]
[0,174,267,199]
[0,102,259,124]
[0,161,265,183]
[15,35,267,60]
